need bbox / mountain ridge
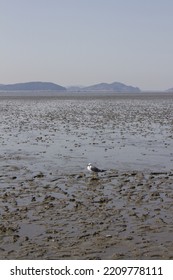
[1,81,172,93]
[0,81,66,91]
[166,87,173,92]
[80,81,141,92]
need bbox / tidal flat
[0,93,173,259]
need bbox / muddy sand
[0,93,173,259]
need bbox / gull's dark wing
[90,166,101,172]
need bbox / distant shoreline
[0,90,172,98]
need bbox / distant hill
[78,82,141,93]
[166,87,173,92]
[0,82,66,91]
[0,81,142,93]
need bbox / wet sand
[0,93,173,259]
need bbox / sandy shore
[0,94,173,259]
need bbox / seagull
[87,163,106,173]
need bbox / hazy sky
[1,0,173,90]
